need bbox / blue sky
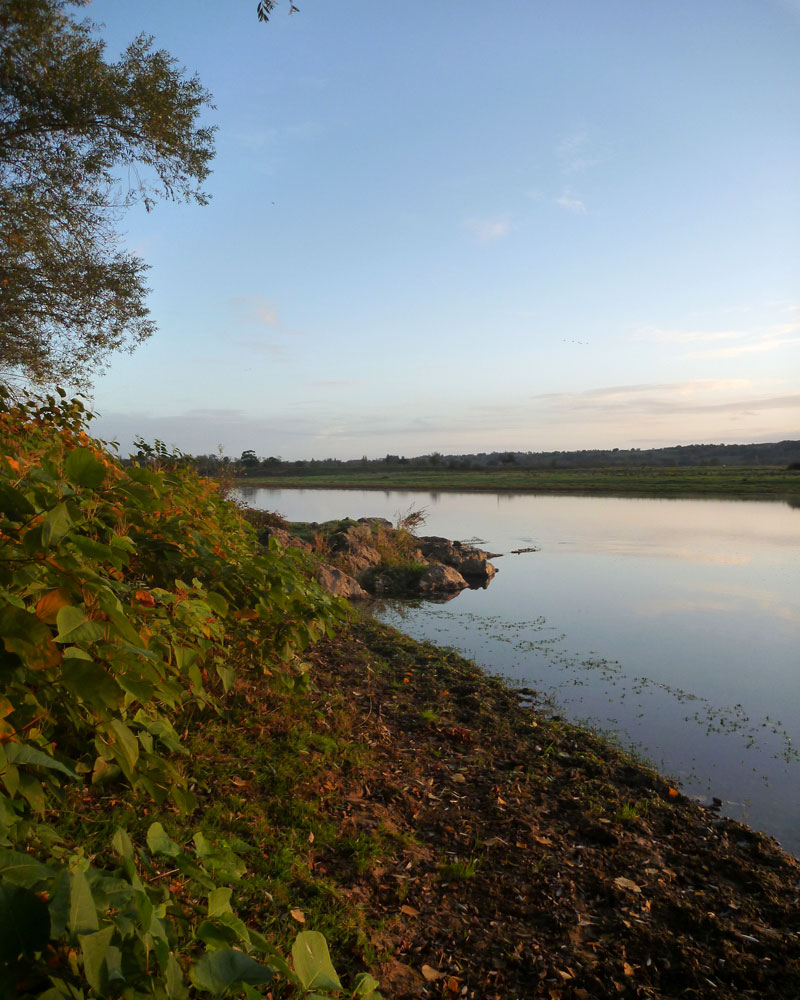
[86,0,799,459]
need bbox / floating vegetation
[377,603,800,792]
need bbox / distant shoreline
[234,465,800,499]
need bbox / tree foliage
[0,0,216,388]
[257,2,300,22]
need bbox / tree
[257,1,300,22]
[0,0,215,387]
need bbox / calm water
[238,487,800,856]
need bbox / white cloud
[633,326,747,344]
[556,129,598,176]
[633,315,800,359]
[555,190,586,213]
[464,215,511,243]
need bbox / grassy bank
[237,465,800,499]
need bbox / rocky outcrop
[417,536,497,584]
[254,511,500,602]
[316,564,369,600]
[328,523,384,576]
[257,525,311,551]
[418,563,469,594]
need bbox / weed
[438,856,480,881]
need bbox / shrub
[0,390,378,997]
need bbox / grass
[437,856,481,881]
[237,465,800,498]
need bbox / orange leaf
[5,456,20,473]
[134,590,155,607]
[289,908,305,924]
[668,787,679,799]
[35,589,71,625]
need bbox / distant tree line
[180,440,800,478]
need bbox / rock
[357,516,392,527]
[316,564,369,600]
[329,524,383,575]
[258,526,311,551]
[417,536,497,582]
[418,564,468,594]
[457,556,498,580]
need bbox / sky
[85,0,800,460]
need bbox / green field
[237,465,800,499]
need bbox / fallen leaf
[452,772,466,784]
[668,787,679,798]
[623,962,635,977]
[400,904,419,917]
[289,908,305,923]
[308,831,315,844]
[421,965,443,981]
[613,876,642,894]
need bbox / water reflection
[240,487,800,856]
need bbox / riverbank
[236,465,800,499]
[132,612,799,998]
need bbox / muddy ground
[298,617,800,1000]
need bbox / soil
[299,617,800,1000]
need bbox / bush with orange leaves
[0,388,362,997]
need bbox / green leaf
[5,742,77,780]
[104,606,142,645]
[0,483,35,518]
[62,657,124,710]
[63,646,93,660]
[79,925,114,992]
[108,720,139,776]
[191,948,274,995]
[0,604,61,670]
[48,869,71,937]
[71,534,116,564]
[62,658,124,710]
[54,605,104,644]
[69,868,99,934]
[205,592,228,617]
[42,502,73,548]
[170,784,198,815]
[207,886,233,918]
[0,849,51,887]
[353,972,383,997]
[0,882,51,961]
[65,447,107,489]
[166,952,189,999]
[18,771,46,813]
[111,828,134,860]
[195,919,239,950]
[291,931,342,992]
[146,822,181,858]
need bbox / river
[237,486,800,857]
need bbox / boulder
[418,564,468,594]
[317,564,369,600]
[417,536,497,582]
[258,526,311,551]
[328,524,383,574]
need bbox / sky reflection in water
[239,487,800,856]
